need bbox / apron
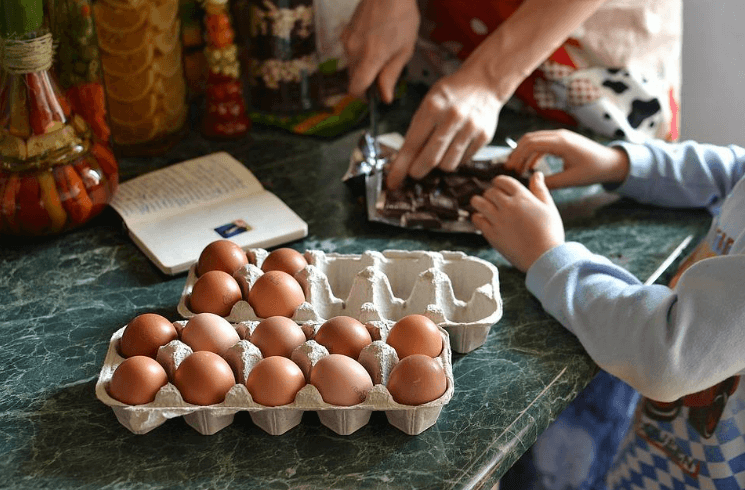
[408,0,682,142]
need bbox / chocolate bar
[377,159,529,230]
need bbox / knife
[366,85,381,165]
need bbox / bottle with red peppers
[201,0,251,139]
[0,0,119,236]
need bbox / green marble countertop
[0,91,711,489]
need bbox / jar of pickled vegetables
[0,0,118,236]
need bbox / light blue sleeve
[526,242,745,402]
[612,140,745,213]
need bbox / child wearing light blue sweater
[475,129,745,488]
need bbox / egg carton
[95,318,454,436]
[177,249,502,353]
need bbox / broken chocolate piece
[447,177,487,207]
[424,193,460,220]
[378,189,414,218]
[401,211,442,228]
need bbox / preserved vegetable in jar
[0,0,119,236]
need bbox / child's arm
[471,171,745,401]
[506,129,745,213]
[476,129,745,401]
[526,242,745,402]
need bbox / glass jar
[246,0,321,115]
[201,0,250,139]
[0,1,118,236]
[92,0,188,156]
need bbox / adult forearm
[465,0,608,102]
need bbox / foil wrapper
[347,132,542,233]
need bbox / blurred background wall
[681,0,745,146]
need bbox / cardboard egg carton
[95,319,454,436]
[178,249,502,353]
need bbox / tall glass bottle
[0,0,119,236]
[201,0,250,139]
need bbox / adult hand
[385,67,503,189]
[341,0,420,103]
[504,129,630,189]
[471,172,565,272]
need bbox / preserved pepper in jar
[246,0,321,115]
[93,0,188,156]
[0,0,119,236]
[201,0,250,139]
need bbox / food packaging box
[95,318,454,436]
[178,249,503,354]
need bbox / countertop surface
[0,91,711,489]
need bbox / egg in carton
[178,249,502,353]
[95,317,454,436]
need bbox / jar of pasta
[92,0,188,156]
[246,0,321,115]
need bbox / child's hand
[471,172,565,272]
[504,129,630,189]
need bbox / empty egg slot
[377,251,443,300]
[441,258,497,303]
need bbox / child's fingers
[529,172,552,204]
[522,151,546,175]
[470,195,500,225]
[543,166,589,189]
[489,174,523,196]
[506,132,564,171]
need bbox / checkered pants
[607,386,745,489]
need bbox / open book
[110,152,308,275]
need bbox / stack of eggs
[178,241,502,354]
[93,0,187,147]
[98,240,503,435]
[100,310,452,435]
[188,240,308,319]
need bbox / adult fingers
[458,130,490,169]
[377,48,412,104]
[386,104,440,188]
[438,127,476,173]
[348,58,380,99]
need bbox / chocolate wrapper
[347,132,548,233]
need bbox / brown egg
[108,355,169,405]
[189,270,243,317]
[119,313,179,358]
[261,248,308,276]
[387,354,447,405]
[246,356,306,406]
[173,351,236,405]
[248,270,305,318]
[250,316,307,358]
[314,316,372,359]
[196,239,248,276]
[310,354,373,406]
[181,312,241,356]
[386,314,443,359]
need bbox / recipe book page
[110,152,308,275]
